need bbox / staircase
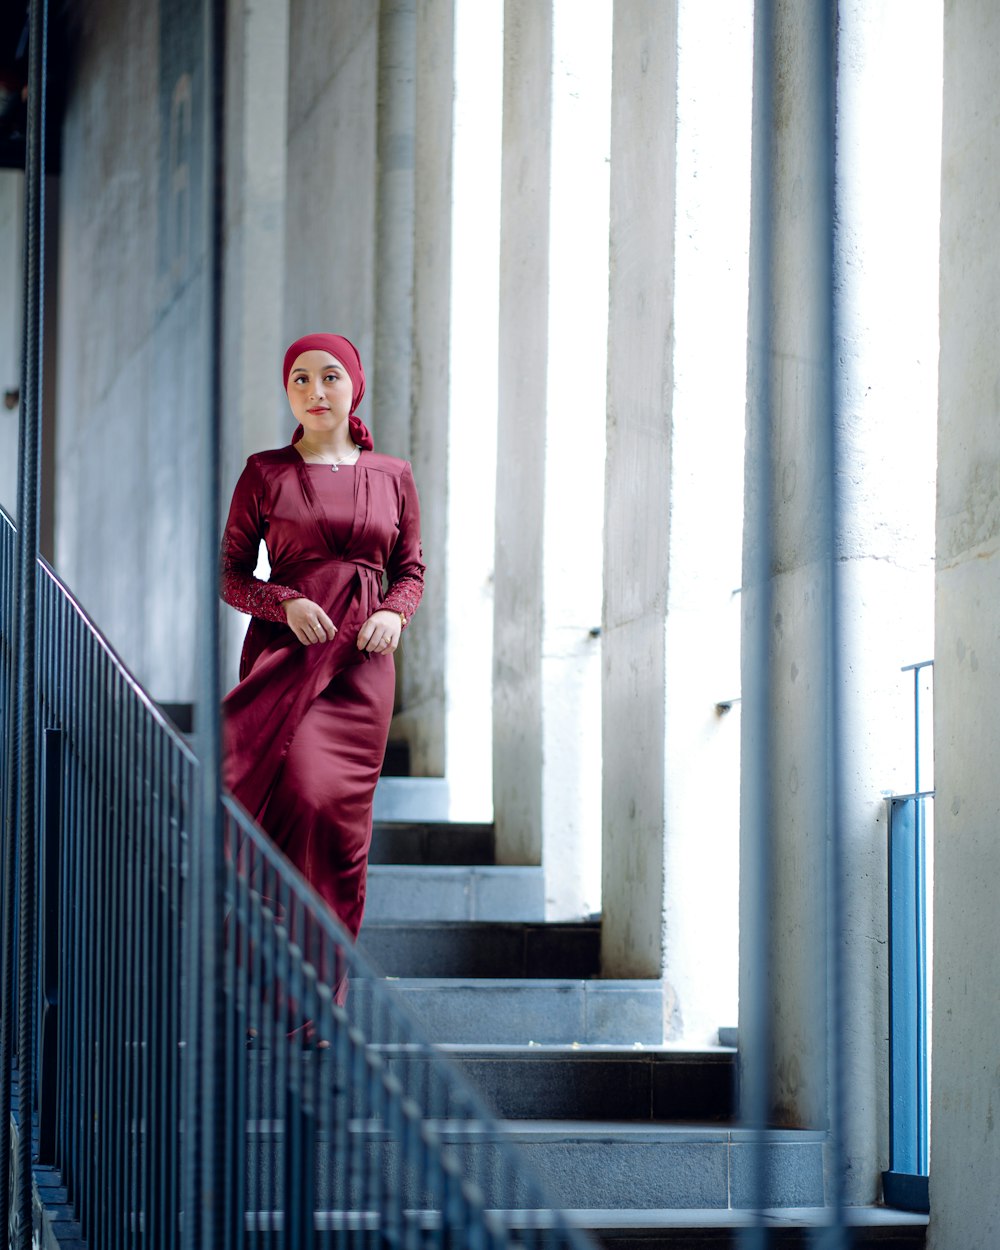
[357,811,929,1250]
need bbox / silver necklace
[299,442,361,471]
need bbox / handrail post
[182,0,228,1245]
[37,728,63,1164]
[1,1,50,1246]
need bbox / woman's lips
[308,407,330,413]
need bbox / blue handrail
[0,503,594,1249]
[883,661,933,1214]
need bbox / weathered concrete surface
[741,0,939,1203]
[56,0,206,701]
[391,0,454,778]
[833,0,939,1201]
[930,3,1000,1244]
[372,0,415,460]
[222,0,290,466]
[601,0,677,980]
[283,0,377,365]
[492,0,552,867]
[221,0,291,683]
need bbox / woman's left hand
[357,609,403,654]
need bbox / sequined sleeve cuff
[380,581,422,628]
[220,563,304,624]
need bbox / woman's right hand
[283,598,338,646]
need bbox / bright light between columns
[445,0,503,821]
[541,0,612,919]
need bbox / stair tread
[370,977,666,1042]
[368,865,541,875]
[242,1205,927,1227]
[563,1206,929,1228]
[364,919,599,928]
[383,976,658,986]
[493,1122,824,1141]
[435,1044,734,1055]
[365,864,547,921]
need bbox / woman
[219,332,424,996]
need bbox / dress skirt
[260,650,395,942]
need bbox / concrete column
[284,0,377,362]
[492,0,552,866]
[56,0,204,699]
[391,0,454,776]
[930,5,1000,1244]
[372,0,415,459]
[600,0,677,979]
[223,0,289,462]
[741,0,939,1201]
[221,0,290,683]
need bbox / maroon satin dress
[219,445,424,964]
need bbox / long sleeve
[380,461,425,625]
[220,456,304,623]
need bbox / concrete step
[242,1206,926,1248]
[244,1121,827,1211]
[370,819,495,865]
[364,865,546,922]
[352,977,665,1044]
[358,921,601,979]
[241,1043,733,1125]
[439,1045,735,1122]
[576,1206,928,1248]
[372,776,452,822]
[485,1123,825,1211]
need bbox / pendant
[331,464,339,472]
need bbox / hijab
[282,333,374,450]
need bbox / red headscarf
[282,332,374,450]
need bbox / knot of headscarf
[282,333,374,450]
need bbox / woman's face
[286,350,354,436]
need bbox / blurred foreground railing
[0,503,593,1249]
[883,660,933,1214]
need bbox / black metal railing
[0,502,593,1249]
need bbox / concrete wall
[372,0,415,461]
[834,0,940,1196]
[283,0,377,378]
[930,3,1000,1243]
[741,0,939,1201]
[56,0,208,701]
